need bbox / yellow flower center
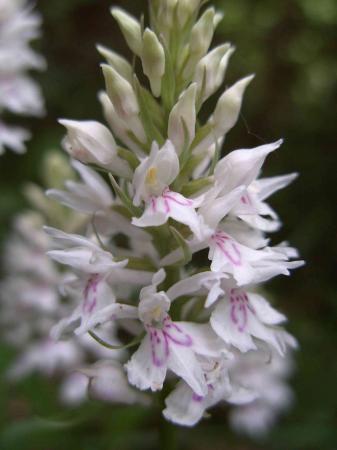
[145,166,158,187]
[151,305,163,322]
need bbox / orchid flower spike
[10,0,305,433]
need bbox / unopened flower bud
[212,75,254,137]
[190,8,216,56]
[101,64,139,120]
[97,45,133,83]
[177,0,201,27]
[151,0,177,39]
[99,92,146,157]
[110,7,142,56]
[58,119,131,178]
[194,44,234,102]
[168,83,197,154]
[43,152,75,189]
[182,7,219,79]
[141,28,165,97]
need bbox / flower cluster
[42,0,302,431]
[0,154,149,406]
[0,0,45,154]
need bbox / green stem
[88,330,144,351]
[159,415,178,450]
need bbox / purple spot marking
[240,193,252,205]
[149,316,193,367]
[151,197,157,213]
[213,231,242,266]
[83,274,100,314]
[162,188,193,207]
[192,393,204,402]
[164,197,170,214]
[229,288,255,332]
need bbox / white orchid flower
[229,346,294,436]
[168,271,296,354]
[212,140,298,231]
[0,0,45,154]
[163,356,257,426]
[132,140,203,239]
[50,274,137,338]
[7,339,83,380]
[47,161,114,214]
[210,286,296,355]
[0,120,30,154]
[125,270,229,396]
[80,361,150,405]
[44,226,128,274]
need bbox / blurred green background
[0,0,336,449]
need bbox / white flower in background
[7,338,84,380]
[229,347,295,436]
[0,0,45,154]
[44,227,141,337]
[0,163,137,407]
[80,361,150,405]
[163,356,257,426]
[0,121,30,154]
[47,160,114,214]
[44,226,127,274]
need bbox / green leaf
[109,174,142,217]
[181,176,214,197]
[126,129,149,154]
[133,77,165,145]
[168,225,192,266]
[160,39,176,112]
[191,122,213,150]
[172,153,205,189]
[91,214,108,250]
[117,147,140,170]
[208,137,222,175]
[125,256,156,272]
[178,117,192,169]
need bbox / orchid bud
[101,64,139,120]
[141,28,165,97]
[110,7,142,56]
[190,8,217,56]
[182,8,218,79]
[194,44,234,103]
[212,75,254,137]
[151,0,177,39]
[177,0,201,27]
[58,119,131,178]
[99,91,146,157]
[168,83,197,154]
[97,45,133,83]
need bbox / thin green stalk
[159,415,178,450]
[158,389,178,450]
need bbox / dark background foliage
[0,0,336,449]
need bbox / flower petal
[168,344,207,396]
[125,335,167,391]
